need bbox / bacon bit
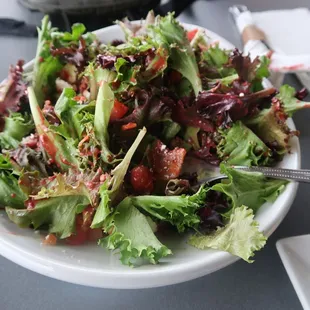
[10,193,16,198]
[130,76,137,83]
[60,157,74,167]
[187,28,198,41]
[43,234,57,246]
[73,95,87,103]
[25,198,37,210]
[93,147,100,159]
[149,140,187,181]
[78,135,90,148]
[42,100,59,125]
[100,173,109,183]
[39,57,44,63]
[22,134,39,149]
[121,122,137,131]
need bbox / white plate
[0,22,300,289]
[277,235,310,310]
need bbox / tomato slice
[66,215,88,246]
[110,99,129,121]
[187,28,198,41]
[149,140,187,181]
[130,165,154,194]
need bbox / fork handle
[234,166,310,183]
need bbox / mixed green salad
[0,11,309,266]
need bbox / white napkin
[252,8,310,56]
[235,8,310,89]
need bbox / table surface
[1,1,310,309]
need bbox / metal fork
[198,166,310,185]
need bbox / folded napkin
[233,7,310,89]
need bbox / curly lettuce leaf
[153,13,202,95]
[276,84,310,116]
[217,121,271,166]
[212,165,287,213]
[28,86,79,171]
[118,185,208,233]
[189,206,266,262]
[100,203,172,266]
[0,112,34,150]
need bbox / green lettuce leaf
[244,105,291,153]
[6,174,91,238]
[201,44,235,78]
[276,84,310,116]
[100,203,172,266]
[189,206,266,262]
[91,128,147,227]
[108,127,146,202]
[217,121,272,166]
[0,112,34,150]
[54,88,86,140]
[117,185,208,233]
[0,154,26,208]
[52,23,86,42]
[90,182,111,229]
[28,86,80,171]
[212,165,287,213]
[161,120,181,143]
[32,16,62,106]
[153,13,202,95]
[6,195,89,238]
[94,82,116,164]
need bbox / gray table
[1,1,309,309]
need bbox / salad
[0,11,309,266]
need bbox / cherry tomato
[87,228,103,242]
[110,99,129,121]
[121,122,137,131]
[130,165,154,194]
[187,28,198,41]
[66,215,88,246]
